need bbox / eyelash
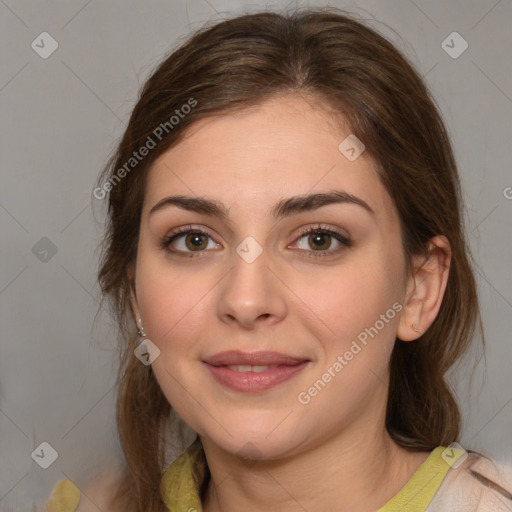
[160,224,352,260]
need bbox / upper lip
[203,350,309,367]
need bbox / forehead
[144,94,396,223]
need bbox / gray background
[0,0,511,510]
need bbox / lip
[202,351,310,392]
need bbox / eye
[161,225,220,258]
[161,224,352,259]
[291,224,352,258]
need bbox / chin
[197,417,307,461]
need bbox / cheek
[135,262,215,415]
[295,247,401,344]
[137,271,211,346]
[134,242,220,358]
[295,259,402,415]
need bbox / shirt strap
[379,446,467,511]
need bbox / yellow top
[42,440,466,511]
[42,478,81,512]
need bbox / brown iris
[308,232,331,251]
[185,232,208,251]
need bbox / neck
[201,423,429,512]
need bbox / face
[131,94,410,459]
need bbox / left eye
[292,228,351,254]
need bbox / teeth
[227,365,275,373]
[229,365,253,372]
[252,365,271,372]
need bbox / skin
[129,93,451,512]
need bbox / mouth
[202,351,310,392]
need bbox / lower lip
[203,362,309,392]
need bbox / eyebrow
[148,190,375,220]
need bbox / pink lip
[202,351,310,392]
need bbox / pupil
[310,233,330,250]
[187,233,206,249]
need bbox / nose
[216,248,287,330]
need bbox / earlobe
[396,235,451,342]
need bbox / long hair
[95,7,484,511]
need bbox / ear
[397,235,451,342]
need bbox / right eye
[161,226,221,258]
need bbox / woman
[43,7,512,512]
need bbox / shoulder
[427,451,512,511]
[43,467,127,512]
[42,479,81,512]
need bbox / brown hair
[95,7,484,511]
